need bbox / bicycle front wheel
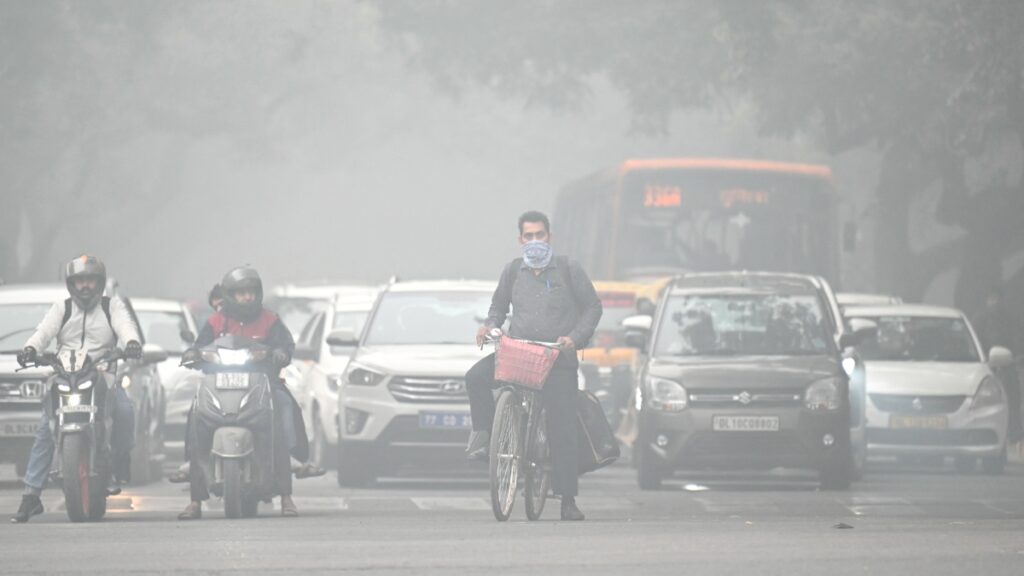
[489,388,522,521]
[524,405,550,521]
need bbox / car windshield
[853,316,980,362]
[0,303,53,350]
[136,310,192,354]
[655,292,832,357]
[364,291,491,346]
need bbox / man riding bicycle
[10,255,143,523]
[465,210,602,521]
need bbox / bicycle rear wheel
[524,405,550,521]
[489,388,522,521]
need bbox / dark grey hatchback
[629,272,867,490]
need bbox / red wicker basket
[493,335,560,390]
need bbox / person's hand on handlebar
[270,348,291,367]
[124,340,143,360]
[556,336,576,351]
[16,346,37,368]
[180,348,200,368]
[476,326,491,348]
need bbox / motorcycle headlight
[841,357,857,378]
[78,380,94,391]
[218,349,253,366]
[647,377,688,412]
[971,378,1004,411]
[344,364,385,387]
[805,379,841,411]
[57,383,72,393]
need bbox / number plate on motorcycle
[59,405,96,414]
[215,373,250,390]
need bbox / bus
[553,158,841,284]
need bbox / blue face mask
[522,240,553,269]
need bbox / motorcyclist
[10,255,143,523]
[177,267,315,519]
[465,211,603,521]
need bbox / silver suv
[333,280,494,486]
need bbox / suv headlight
[345,364,385,387]
[971,378,1004,411]
[647,377,688,412]
[805,379,841,411]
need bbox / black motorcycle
[185,335,278,518]
[22,348,124,522]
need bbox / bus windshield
[616,169,834,280]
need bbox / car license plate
[712,415,780,432]
[890,415,948,429]
[419,412,472,430]
[215,373,250,390]
[0,422,39,437]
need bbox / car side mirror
[839,318,878,349]
[622,315,652,350]
[141,344,169,365]
[326,328,359,348]
[988,346,1013,370]
[180,329,196,345]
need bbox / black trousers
[466,353,579,498]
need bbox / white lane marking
[845,496,922,517]
[410,497,490,511]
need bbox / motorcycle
[21,348,124,522]
[185,335,279,519]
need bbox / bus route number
[644,185,682,208]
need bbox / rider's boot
[560,497,585,521]
[465,430,490,461]
[280,495,299,517]
[10,495,44,524]
[178,501,202,520]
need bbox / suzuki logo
[441,380,466,395]
[911,397,924,412]
[737,391,753,405]
[20,381,43,399]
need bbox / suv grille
[0,378,46,404]
[688,388,803,407]
[388,377,468,404]
[870,394,965,415]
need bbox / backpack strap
[61,298,73,329]
[100,296,112,328]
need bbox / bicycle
[486,334,561,522]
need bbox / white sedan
[847,304,1012,474]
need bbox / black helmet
[220,267,263,322]
[65,255,107,310]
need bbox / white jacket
[25,296,142,357]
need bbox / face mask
[522,240,553,269]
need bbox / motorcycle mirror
[142,344,169,364]
[180,329,196,345]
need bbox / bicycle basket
[493,335,560,390]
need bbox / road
[1,458,1023,575]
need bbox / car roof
[669,272,825,295]
[843,304,965,319]
[836,292,902,306]
[131,297,188,313]
[270,284,381,299]
[0,283,68,304]
[385,280,497,293]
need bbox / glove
[271,349,291,366]
[124,340,143,360]
[17,346,37,368]
[180,348,200,367]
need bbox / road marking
[410,497,489,511]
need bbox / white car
[334,280,494,486]
[268,283,382,337]
[837,292,902,312]
[284,288,380,468]
[130,298,199,457]
[846,304,1012,474]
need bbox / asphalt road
[1,458,1023,576]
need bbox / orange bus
[553,158,840,284]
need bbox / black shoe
[560,497,585,521]
[465,430,490,461]
[11,495,43,524]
